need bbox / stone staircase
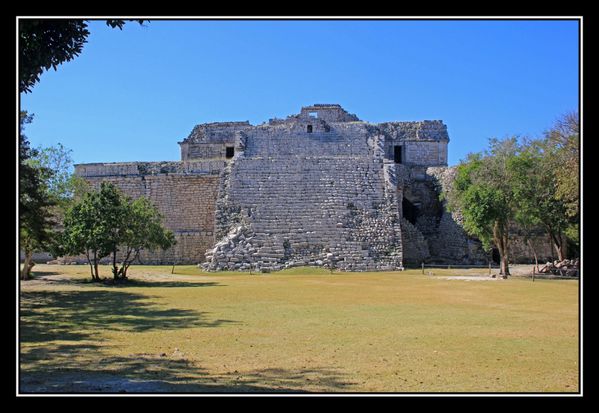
[203,130,403,272]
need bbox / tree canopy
[445,113,580,274]
[447,139,519,276]
[59,182,175,281]
[19,111,56,279]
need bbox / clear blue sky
[20,19,579,166]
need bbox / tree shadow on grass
[20,346,355,393]
[20,289,237,344]
[19,288,355,393]
[106,280,225,289]
[34,276,224,289]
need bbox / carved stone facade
[75,104,551,269]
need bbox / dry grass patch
[19,265,579,393]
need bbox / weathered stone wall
[243,122,376,157]
[180,121,251,161]
[403,141,448,166]
[400,218,431,265]
[71,105,552,270]
[204,125,403,272]
[76,162,222,264]
[508,228,556,264]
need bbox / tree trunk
[86,250,95,280]
[21,250,34,280]
[527,238,539,272]
[500,252,510,276]
[119,248,133,279]
[551,233,565,261]
[112,248,119,280]
[545,225,565,262]
[494,222,510,277]
[93,250,100,281]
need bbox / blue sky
[20,19,579,166]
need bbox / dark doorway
[225,147,235,159]
[491,248,500,264]
[307,125,313,133]
[402,198,418,225]
[394,146,403,164]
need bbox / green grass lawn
[19,265,579,393]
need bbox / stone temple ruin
[75,104,552,271]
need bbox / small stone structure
[75,104,553,270]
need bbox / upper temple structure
[75,104,551,271]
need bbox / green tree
[27,143,74,201]
[113,197,176,279]
[59,184,114,280]
[19,111,56,280]
[446,138,520,276]
[19,19,147,94]
[509,140,570,261]
[59,182,174,281]
[544,112,580,255]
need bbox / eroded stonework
[75,104,551,270]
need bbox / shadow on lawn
[20,289,237,344]
[20,286,355,393]
[34,276,224,289]
[107,280,225,289]
[20,346,355,393]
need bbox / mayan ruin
[75,104,552,271]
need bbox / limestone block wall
[507,229,555,264]
[243,122,375,157]
[400,218,431,265]
[76,163,221,264]
[180,122,251,160]
[403,141,448,166]
[204,127,403,271]
[181,143,232,160]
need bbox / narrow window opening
[394,145,403,164]
[225,147,235,159]
[307,125,313,133]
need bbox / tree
[19,111,56,280]
[113,197,175,279]
[545,112,579,216]
[446,138,520,276]
[59,182,175,281]
[544,112,580,256]
[509,140,570,262]
[59,185,114,280]
[19,19,147,94]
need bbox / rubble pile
[538,259,580,277]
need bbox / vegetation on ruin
[20,265,578,393]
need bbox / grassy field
[19,264,579,393]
